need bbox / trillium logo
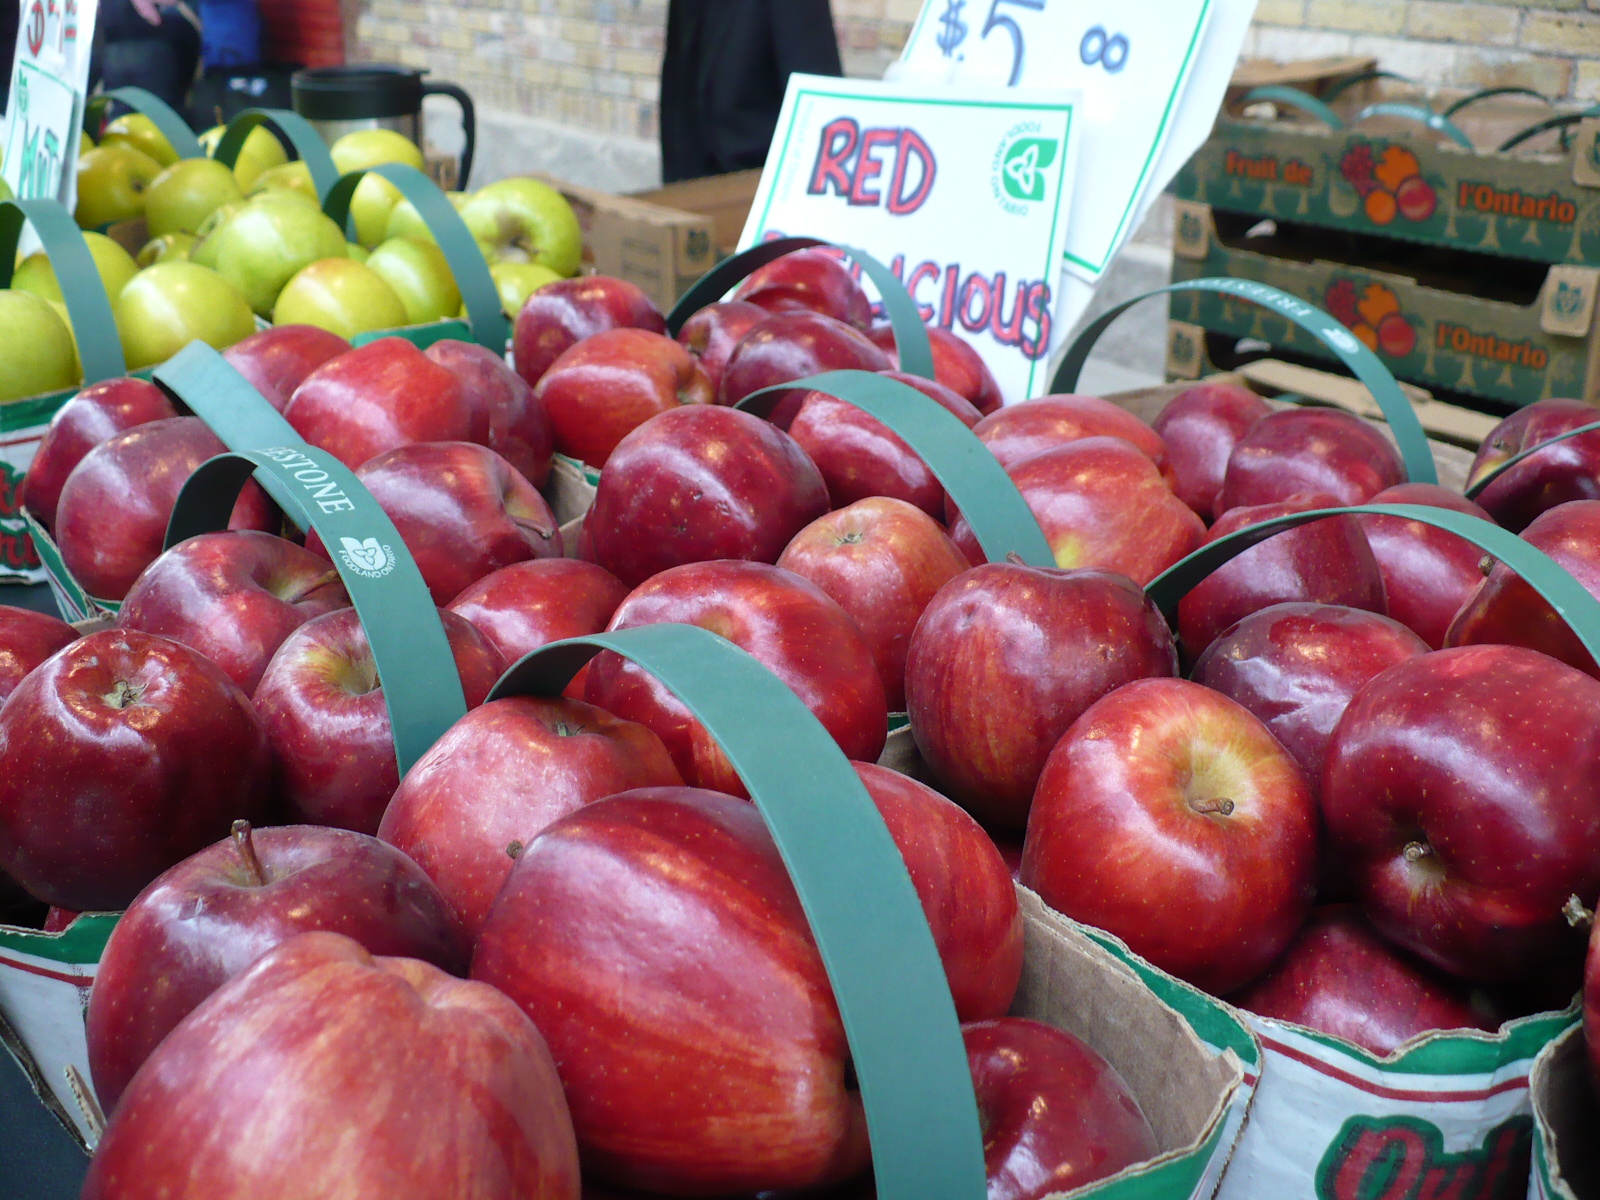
[991,123,1059,215]
[338,536,396,579]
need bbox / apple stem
[511,514,557,543]
[1478,554,1496,577]
[1189,797,1235,817]
[1005,551,1026,566]
[505,839,524,860]
[232,820,268,886]
[836,532,865,546]
[1402,840,1432,864]
[101,680,145,709]
[1563,894,1593,929]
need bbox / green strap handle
[487,624,987,1200]
[86,87,204,159]
[735,368,1053,567]
[1498,107,1600,154]
[666,235,936,381]
[322,163,508,352]
[0,199,126,383]
[213,109,341,201]
[1238,86,1345,129]
[1443,86,1551,120]
[1351,102,1473,150]
[1464,419,1600,499]
[1319,70,1413,105]
[1146,504,1600,664]
[1052,278,1439,485]
[165,446,468,776]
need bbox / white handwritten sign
[2,0,100,210]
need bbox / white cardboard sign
[738,73,1079,403]
[2,0,99,211]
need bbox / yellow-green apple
[1355,482,1493,648]
[489,260,560,317]
[0,290,78,401]
[460,177,582,277]
[0,605,75,706]
[143,157,246,237]
[272,257,408,340]
[0,629,273,910]
[869,322,1003,415]
[584,560,886,793]
[13,230,138,304]
[731,247,872,329]
[221,323,352,412]
[75,144,163,228]
[512,275,666,389]
[85,821,468,1112]
[904,563,1177,829]
[1217,407,1406,513]
[676,299,766,395]
[115,531,350,694]
[586,405,827,587]
[968,393,1170,475]
[81,932,580,1200]
[347,174,406,248]
[384,190,470,243]
[1467,398,1600,532]
[719,311,892,414]
[115,261,257,369]
[331,128,425,173]
[199,193,350,315]
[249,159,317,201]
[186,201,245,268]
[100,113,179,167]
[365,235,461,324]
[424,339,554,487]
[1151,381,1272,521]
[198,122,289,191]
[135,232,194,266]
[253,607,507,834]
[344,241,369,263]
[1021,676,1318,994]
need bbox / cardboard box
[1528,1024,1600,1199]
[631,169,763,260]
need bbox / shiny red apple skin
[587,405,829,589]
[86,821,468,1112]
[905,564,1178,829]
[1151,381,1272,521]
[534,327,715,469]
[1190,602,1427,791]
[970,394,1170,475]
[1230,906,1498,1056]
[717,311,892,415]
[0,605,75,706]
[1445,499,1600,676]
[1022,677,1318,995]
[966,1017,1157,1200]
[0,630,273,911]
[221,324,352,412]
[306,441,561,606]
[446,559,630,699]
[676,300,767,397]
[950,437,1205,586]
[1323,644,1600,982]
[253,606,508,835]
[1217,407,1406,513]
[83,932,581,1200]
[585,560,887,795]
[1469,398,1600,532]
[513,275,667,390]
[21,377,177,531]
[55,416,278,601]
[870,323,1003,415]
[425,339,555,488]
[284,337,481,470]
[472,788,869,1195]
[1175,493,1387,661]
[379,696,683,941]
[115,531,349,695]
[777,498,970,710]
[1355,483,1493,649]
[731,248,873,330]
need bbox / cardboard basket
[1527,1024,1600,1199]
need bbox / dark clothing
[91,0,203,113]
[660,0,842,184]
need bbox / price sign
[2,0,100,210]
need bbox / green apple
[489,260,561,317]
[115,261,257,370]
[13,231,139,304]
[0,290,79,401]
[75,144,164,229]
[365,236,461,325]
[188,202,247,269]
[198,123,290,192]
[0,176,11,203]
[79,131,95,156]
[345,242,369,264]
[273,258,407,339]
[459,177,582,277]
[137,233,195,267]
[347,173,405,249]
[330,128,425,174]
[100,113,180,168]
[144,157,246,237]
[250,160,318,201]
[384,191,470,243]
[203,197,349,315]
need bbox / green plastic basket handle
[487,624,987,1200]
[0,198,126,383]
[1319,70,1413,105]
[164,445,468,776]
[1238,86,1345,129]
[1351,102,1473,150]
[86,86,204,159]
[735,368,1052,567]
[321,163,508,352]
[1463,419,1600,499]
[1051,278,1439,486]
[665,235,936,381]
[1146,504,1600,664]
[1498,107,1600,154]
[1443,86,1551,120]
[212,109,341,202]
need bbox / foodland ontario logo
[992,122,1058,215]
[338,536,396,579]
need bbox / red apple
[115,531,350,694]
[1216,407,1406,513]
[0,604,75,706]
[870,323,1003,415]
[0,629,273,910]
[221,324,352,412]
[446,559,630,698]
[904,563,1177,829]
[86,820,468,1112]
[513,274,667,389]
[1230,906,1498,1056]
[731,248,873,330]
[969,394,1170,475]
[82,932,581,1200]
[54,416,278,601]
[21,377,177,531]
[253,606,507,834]
[587,405,828,589]
[585,560,887,795]
[1175,493,1387,661]
[379,695,683,941]
[1468,398,1600,532]
[965,1017,1157,1200]
[676,300,767,396]
[283,337,482,470]
[1355,483,1493,649]
[1151,381,1272,521]
[1022,677,1318,995]
[717,311,892,415]
[425,338,555,488]
[533,327,715,469]
[777,498,970,710]
[1323,644,1600,981]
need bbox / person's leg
[97,0,201,111]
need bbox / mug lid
[292,64,427,119]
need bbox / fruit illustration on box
[1339,141,1436,225]
[1324,279,1415,359]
